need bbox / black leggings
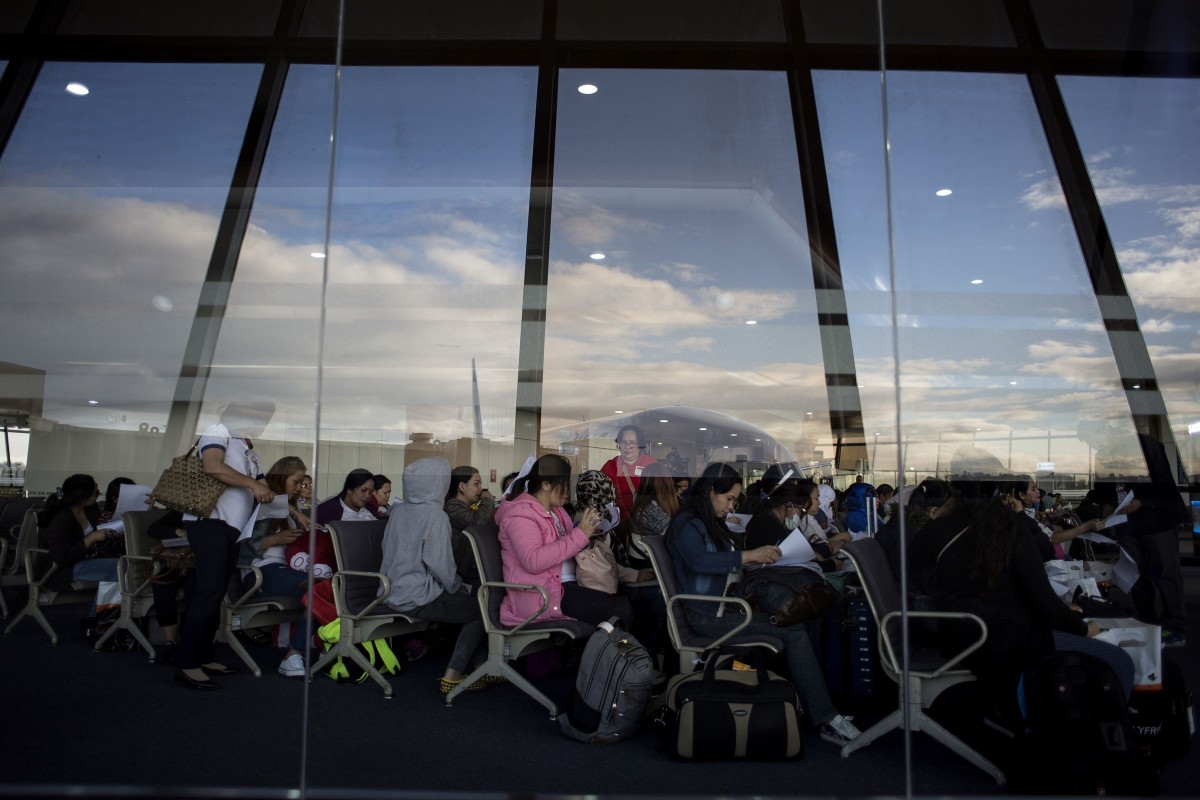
[175,519,239,669]
[560,581,632,628]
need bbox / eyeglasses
[618,440,641,447]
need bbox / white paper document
[1078,531,1118,545]
[96,483,152,532]
[1111,546,1141,593]
[237,494,290,541]
[1101,514,1127,529]
[774,529,818,567]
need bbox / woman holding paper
[667,463,861,746]
[241,456,311,678]
[934,482,1134,708]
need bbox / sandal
[438,676,489,694]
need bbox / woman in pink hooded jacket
[494,454,614,627]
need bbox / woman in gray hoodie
[379,457,498,694]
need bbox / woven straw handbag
[150,441,226,518]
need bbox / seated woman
[444,464,495,583]
[37,474,120,612]
[366,474,392,519]
[667,463,861,745]
[875,477,951,584]
[379,457,496,694]
[98,476,135,527]
[934,476,1135,717]
[240,456,311,678]
[1009,475,1101,560]
[287,468,377,580]
[494,454,619,628]
[571,471,635,621]
[616,462,677,658]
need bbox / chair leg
[309,638,396,697]
[918,711,1007,785]
[445,652,559,718]
[222,624,263,677]
[840,708,902,757]
[4,589,59,643]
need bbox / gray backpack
[559,618,655,743]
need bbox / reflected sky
[1,62,1192,480]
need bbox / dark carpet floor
[2,568,1198,799]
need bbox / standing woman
[667,462,861,745]
[494,454,619,627]
[175,401,275,690]
[600,425,657,520]
[37,474,120,609]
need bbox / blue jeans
[685,606,839,726]
[245,562,310,653]
[72,558,119,614]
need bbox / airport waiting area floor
[2,569,1198,800]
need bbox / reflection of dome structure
[545,405,807,477]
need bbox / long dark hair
[953,477,1023,595]
[38,474,98,528]
[446,465,479,503]
[673,462,743,552]
[506,455,571,502]
[104,476,135,513]
[341,469,374,498]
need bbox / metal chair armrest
[115,554,153,595]
[477,579,549,633]
[666,592,755,649]
[331,569,392,620]
[23,547,58,585]
[878,609,988,678]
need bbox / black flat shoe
[175,670,219,690]
[152,642,178,666]
[202,665,241,676]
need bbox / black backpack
[559,618,655,744]
[1017,651,1156,795]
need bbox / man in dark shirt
[1079,423,1188,646]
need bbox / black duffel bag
[658,651,803,761]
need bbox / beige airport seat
[838,538,1005,785]
[92,508,169,658]
[638,534,782,672]
[1,508,40,619]
[444,524,593,718]
[3,513,99,643]
[306,518,431,696]
[218,553,305,678]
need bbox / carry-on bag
[659,651,803,761]
[560,618,655,744]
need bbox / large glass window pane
[816,69,1144,485]
[0,61,262,492]
[547,68,827,486]
[1059,75,1200,477]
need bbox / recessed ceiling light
[754,438,761,442]
[310,252,325,259]
[970,279,983,285]
[745,320,757,325]
[976,427,982,431]
[87,400,99,405]
[151,295,174,312]
[699,427,707,431]
[614,410,623,414]
[936,188,953,197]
[589,252,605,260]
[1132,384,1141,389]
[806,412,813,416]
[659,419,668,423]
[723,445,729,449]
[66,83,89,96]
[1009,381,1017,385]
[730,433,738,437]
[578,84,598,95]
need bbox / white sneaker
[819,713,862,745]
[278,653,306,677]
